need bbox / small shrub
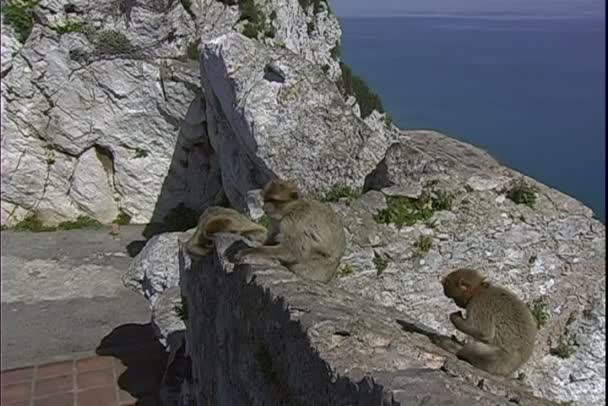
[338,263,354,277]
[14,213,56,232]
[431,190,453,211]
[506,180,538,208]
[374,194,433,229]
[373,254,389,275]
[57,216,101,230]
[134,148,149,158]
[242,23,259,39]
[321,184,360,205]
[338,62,385,119]
[257,214,272,229]
[298,0,327,14]
[528,254,537,264]
[186,39,200,60]
[173,296,189,321]
[47,157,56,165]
[162,203,199,232]
[550,335,578,359]
[94,29,133,55]
[414,235,433,257]
[2,0,39,43]
[528,299,550,328]
[113,210,131,225]
[51,19,84,34]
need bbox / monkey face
[262,179,300,219]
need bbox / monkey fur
[233,179,347,283]
[186,206,268,258]
[433,268,538,376]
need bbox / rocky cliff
[3,1,605,405]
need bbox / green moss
[162,203,199,232]
[528,299,550,328]
[2,0,39,43]
[374,189,454,229]
[134,148,149,158]
[431,190,454,211]
[321,184,360,205]
[46,157,56,165]
[550,335,578,359]
[414,235,433,257]
[173,296,189,321]
[254,344,278,385]
[94,29,133,55]
[338,263,354,277]
[57,216,102,230]
[298,0,328,14]
[337,62,385,119]
[506,180,538,208]
[14,213,56,232]
[373,254,389,275]
[51,19,85,34]
[113,210,131,225]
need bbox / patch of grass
[47,157,56,165]
[254,344,278,385]
[134,148,149,158]
[173,296,189,321]
[2,0,39,43]
[337,62,385,119]
[57,216,101,230]
[373,254,389,275]
[506,180,538,208]
[94,29,133,55]
[51,19,85,34]
[321,184,360,205]
[413,235,433,257]
[14,213,56,232]
[431,190,453,211]
[550,335,579,359]
[338,263,354,277]
[113,210,131,225]
[162,203,199,232]
[528,299,550,328]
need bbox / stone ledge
[176,234,558,406]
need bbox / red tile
[118,388,136,404]
[1,382,30,403]
[76,357,114,373]
[34,374,73,397]
[1,367,34,385]
[36,361,74,379]
[33,392,74,406]
[77,369,115,390]
[76,386,117,406]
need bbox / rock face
[1,0,359,226]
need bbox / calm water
[339,16,605,221]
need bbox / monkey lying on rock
[186,206,268,258]
[401,268,537,377]
[232,179,347,283]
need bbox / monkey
[427,268,538,376]
[186,206,268,258]
[232,179,347,283]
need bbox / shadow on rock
[127,240,148,258]
[96,323,168,406]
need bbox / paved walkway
[1,226,165,404]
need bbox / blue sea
[339,15,605,222]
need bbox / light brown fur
[234,179,347,283]
[434,268,538,376]
[186,206,268,258]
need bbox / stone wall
[171,234,558,406]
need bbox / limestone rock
[151,286,186,347]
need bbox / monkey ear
[457,277,471,291]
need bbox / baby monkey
[233,179,346,283]
[433,268,538,376]
[186,206,268,258]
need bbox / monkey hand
[449,311,464,325]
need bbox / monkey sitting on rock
[431,268,538,376]
[232,179,347,284]
[186,206,268,258]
